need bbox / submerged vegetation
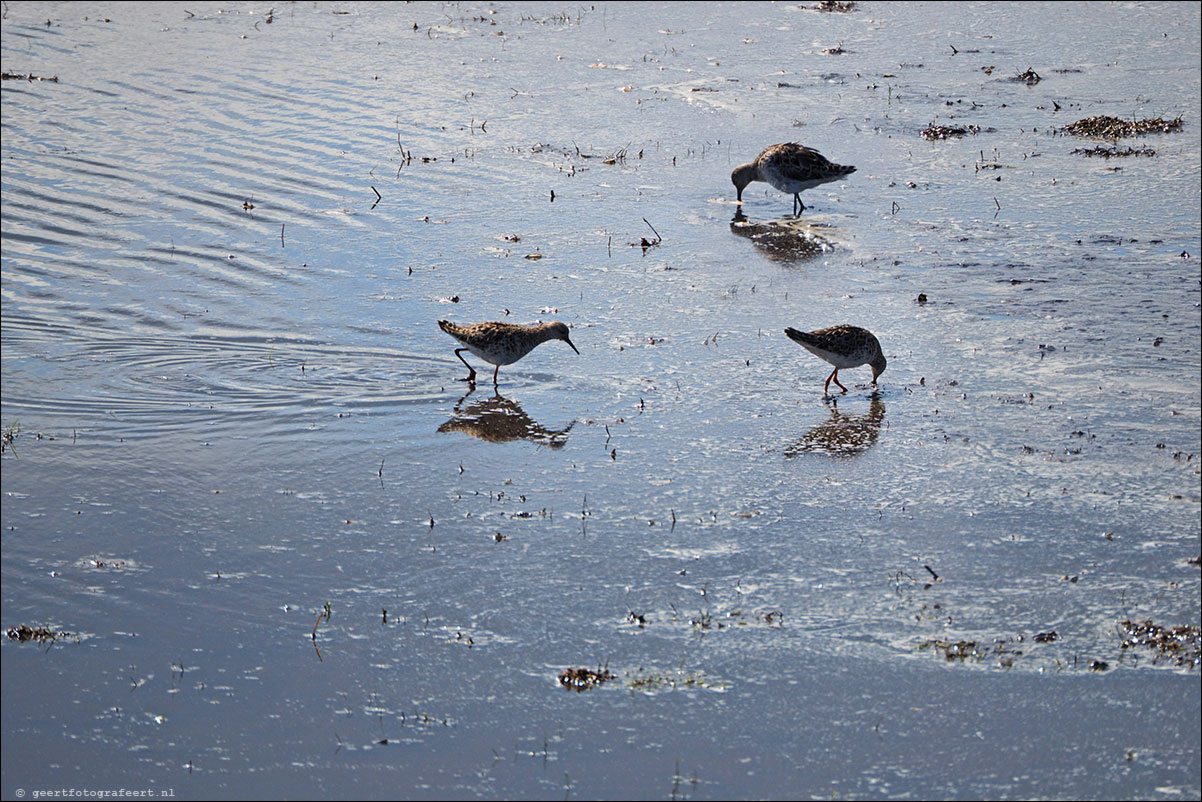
[921,122,980,140]
[916,620,1202,671]
[1,420,18,455]
[7,625,74,644]
[919,639,987,662]
[1071,145,1158,158]
[1062,115,1184,138]
[1011,67,1041,84]
[1,72,58,82]
[1119,620,1201,668]
[558,666,615,691]
[810,1,857,11]
[629,670,725,692]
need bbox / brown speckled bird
[784,325,886,395]
[439,320,579,386]
[732,143,856,216]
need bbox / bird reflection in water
[437,389,575,448]
[729,207,833,263]
[784,395,885,459]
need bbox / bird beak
[566,338,580,355]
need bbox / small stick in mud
[640,217,662,249]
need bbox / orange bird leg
[824,368,848,395]
[454,349,477,383]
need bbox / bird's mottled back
[731,143,855,215]
[784,324,885,394]
[439,319,578,385]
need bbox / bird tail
[784,327,809,345]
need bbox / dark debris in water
[1119,620,1201,668]
[559,666,615,691]
[919,639,986,662]
[921,123,980,140]
[7,625,72,644]
[630,670,724,691]
[810,1,857,11]
[1071,145,1157,158]
[1,72,59,82]
[1010,67,1041,84]
[1062,115,1184,139]
[914,631,1067,668]
[2,420,19,455]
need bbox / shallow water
[2,2,1199,799]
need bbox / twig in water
[642,217,662,245]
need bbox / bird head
[730,163,756,201]
[870,354,887,385]
[549,322,580,354]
